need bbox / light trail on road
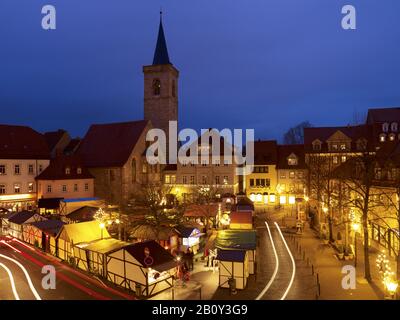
[0,262,20,300]
[0,252,42,300]
[255,221,279,300]
[274,222,296,300]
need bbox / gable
[326,130,351,142]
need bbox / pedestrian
[188,248,194,271]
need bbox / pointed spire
[153,11,171,65]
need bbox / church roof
[78,120,149,168]
[153,15,171,65]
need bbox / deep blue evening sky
[1,0,400,141]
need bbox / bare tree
[335,147,382,281]
[283,121,312,145]
[126,183,187,241]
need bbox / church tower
[143,13,179,142]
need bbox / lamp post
[352,222,361,267]
[99,222,105,240]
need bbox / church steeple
[153,12,171,65]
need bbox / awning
[38,198,63,209]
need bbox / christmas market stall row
[0,212,177,298]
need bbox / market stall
[177,226,203,254]
[7,211,46,240]
[216,249,249,290]
[229,211,253,230]
[106,240,176,298]
[23,219,65,253]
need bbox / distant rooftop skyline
[1,0,400,141]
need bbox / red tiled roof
[304,125,374,152]
[253,140,277,165]
[184,204,219,217]
[0,124,50,159]
[277,144,306,169]
[367,107,400,124]
[44,129,68,151]
[36,155,93,180]
[77,120,149,167]
[64,138,81,155]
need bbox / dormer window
[340,144,347,151]
[287,154,298,166]
[312,140,321,151]
[65,167,71,175]
[379,134,386,143]
[153,79,161,96]
[383,123,389,133]
[389,133,396,141]
[77,167,82,174]
[391,122,398,132]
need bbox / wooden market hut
[56,220,111,263]
[176,226,203,254]
[73,238,128,277]
[23,219,65,253]
[64,206,98,223]
[7,211,46,240]
[106,240,176,298]
[229,211,253,230]
[216,249,249,290]
[215,229,257,277]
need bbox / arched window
[172,80,176,97]
[153,79,161,96]
[131,159,136,183]
[389,133,396,141]
[391,122,398,132]
[379,133,386,143]
[382,123,389,133]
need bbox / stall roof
[58,220,110,244]
[66,206,98,222]
[38,198,63,209]
[8,211,43,225]
[216,249,246,262]
[215,230,257,251]
[130,224,177,241]
[124,240,176,272]
[30,220,65,236]
[83,238,129,254]
[176,226,201,238]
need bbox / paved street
[0,237,134,300]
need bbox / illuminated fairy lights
[376,252,398,296]
[0,253,42,300]
[255,221,279,300]
[0,262,20,300]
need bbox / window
[379,134,386,143]
[357,139,367,150]
[215,176,220,185]
[223,176,228,184]
[391,122,398,132]
[39,164,43,173]
[280,171,286,179]
[333,156,338,164]
[62,185,67,192]
[14,184,21,194]
[74,184,78,192]
[0,184,6,194]
[28,164,34,175]
[172,80,176,98]
[298,171,304,179]
[250,179,255,187]
[389,133,396,141]
[153,79,161,96]
[165,175,171,184]
[312,141,321,151]
[340,144,347,151]
[47,185,52,193]
[190,176,195,185]
[331,144,338,151]
[289,171,295,179]
[182,176,187,184]
[14,165,20,175]
[254,166,268,173]
[77,167,82,174]
[383,123,389,132]
[202,175,207,184]
[171,175,176,184]
[28,182,34,193]
[65,167,71,175]
[341,156,347,163]
[85,183,89,191]
[0,165,5,175]
[288,157,298,166]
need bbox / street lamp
[99,222,105,240]
[385,279,398,299]
[352,222,361,267]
